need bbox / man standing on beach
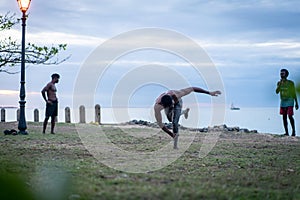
[276,69,298,136]
[41,73,60,134]
[154,87,221,149]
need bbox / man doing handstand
[154,87,221,149]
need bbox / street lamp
[17,0,31,135]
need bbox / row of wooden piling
[0,104,101,124]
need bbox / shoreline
[0,120,298,137]
[103,119,296,136]
[122,119,258,133]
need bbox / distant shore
[0,106,18,109]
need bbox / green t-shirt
[278,80,296,107]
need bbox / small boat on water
[230,103,240,110]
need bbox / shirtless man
[154,87,221,149]
[41,73,60,134]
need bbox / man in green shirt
[276,69,299,136]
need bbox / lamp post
[17,0,31,135]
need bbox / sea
[1,106,299,135]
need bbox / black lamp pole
[17,6,29,135]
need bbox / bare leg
[43,117,49,133]
[289,115,295,136]
[50,116,56,134]
[283,114,289,136]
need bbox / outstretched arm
[193,87,221,96]
[175,87,221,98]
[192,87,210,94]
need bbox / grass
[0,121,299,200]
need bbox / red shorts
[280,106,294,116]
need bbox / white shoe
[184,108,190,119]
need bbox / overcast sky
[0,0,300,110]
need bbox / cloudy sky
[1,0,300,111]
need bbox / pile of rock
[125,120,258,133]
[126,119,160,128]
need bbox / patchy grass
[0,122,299,200]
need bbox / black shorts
[45,100,58,117]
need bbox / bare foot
[184,108,190,119]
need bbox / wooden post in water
[34,109,39,122]
[79,105,86,123]
[65,107,71,123]
[1,108,5,122]
[95,104,101,125]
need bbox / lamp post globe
[17,0,31,135]
[17,0,31,13]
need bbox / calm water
[2,106,299,135]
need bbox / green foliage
[0,13,19,31]
[0,12,69,73]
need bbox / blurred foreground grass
[0,122,299,200]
